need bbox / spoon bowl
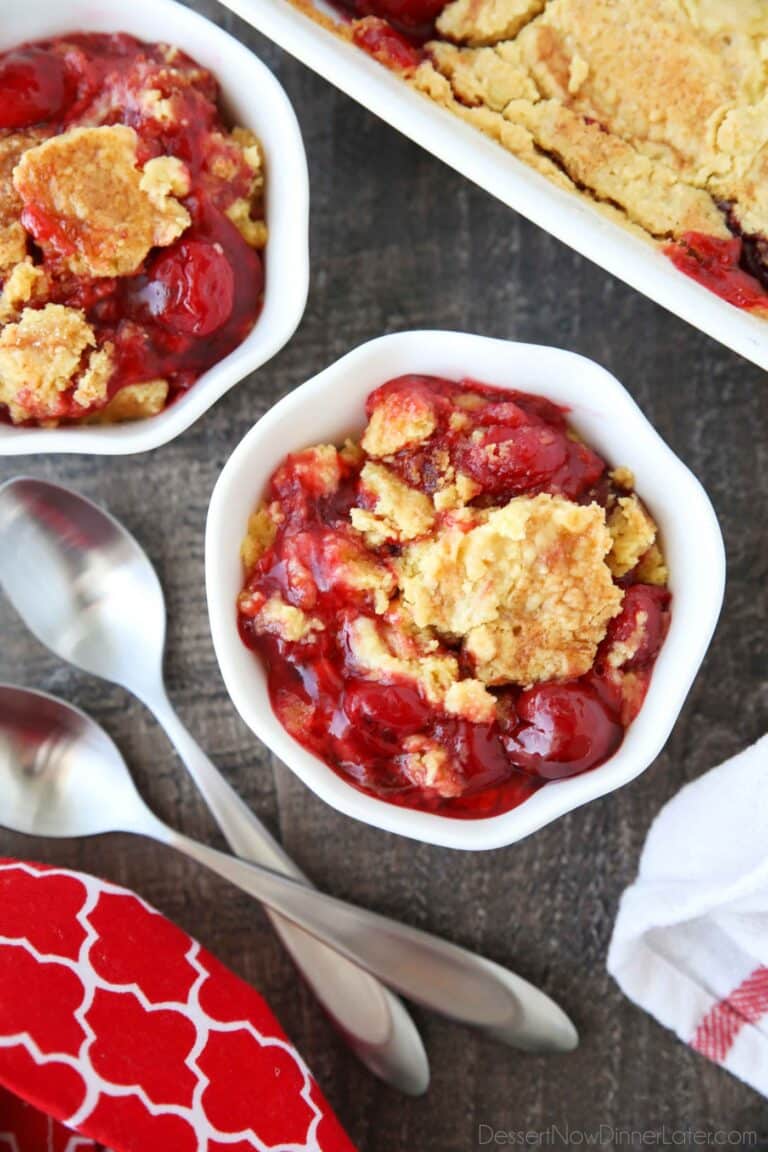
[0,478,165,696]
[0,684,579,1055]
[0,685,146,839]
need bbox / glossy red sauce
[0,33,265,419]
[238,375,671,818]
[351,0,444,29]
[0,47,75,130]
[342,0,441,45]
[664,232,768,312]
[351,17,423,70]
[325,0,432,67]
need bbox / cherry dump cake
[298,0,768,313]
[0,33,267,426]
[237,375,670,818]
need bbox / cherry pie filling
[237,375,671,818]
[0,33,267,426]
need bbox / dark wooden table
[2,5,767,1147]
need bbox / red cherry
[549,437,606,499]
[433,717,511,792]
[145,240,235,336]
[352,17,423,70]
[334,679,431,758]
[665,233,768,312]
[474,401,528,428]
[344,678,431,735]
[0,48,72,129]
[456,423,568,493]
[601,583,671,670]
[307,654,348,702]
[513,393,568,428]
[505,681,623,779]
[351,0,444,30]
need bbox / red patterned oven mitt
[0,859,357,1152]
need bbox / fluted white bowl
[207,330,725,849]
[0,0,309,454]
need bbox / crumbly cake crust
[223,127,268,250]
[0,134,39,273]
[361,387,438,457]
[83,379,170,424]
[350,462,435,545]
[401,734,463,797]
[304,0,768,280]
[399,493,623,685]
[437,0,547,47]
[347,614,464,703]
[607,494,658,578]
[241,503,284,572]
[255,595,325,642]
[0,303,112,423]
[635,542,669,587]
[411,0,768,244]
[0,260,47,323]
[13,126,190,278]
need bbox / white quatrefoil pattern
[0,860,356,1152]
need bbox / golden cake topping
[84,380,170,425]
[361,387,437,457]
[0,134,38,272]
[350,462,435,545]
[13,125,191,277]
[0,303,113,423]
[607,494,659,578]
[399,493,623,685]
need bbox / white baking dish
[224,0,768,374]
[0,0,309,455]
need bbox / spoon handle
[156,822,577,1053]
[151,695,305,872]
[148,694,429,1093]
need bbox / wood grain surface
[1,5,767,1147]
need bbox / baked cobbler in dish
[237,374,670,818]
[0,34,267,426]
[299,0,768,313]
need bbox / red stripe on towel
[691,966,768,1061]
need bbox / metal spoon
[0,476,427,1094]
[0,684,578,1053]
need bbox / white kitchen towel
[608,734,768,1097]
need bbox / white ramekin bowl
[206,331,725,850]
[0,0,309,455]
